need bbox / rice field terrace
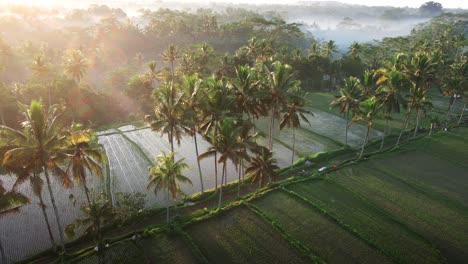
[60,125,468,264]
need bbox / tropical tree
[330,76,363,146]
[146,60,158,87]
[0,101,71,250]
[262,61,300,150]
[199,120,245,207]
[230,65,264,122]
[65,193,114,264]
[147,152,191,223]
[180,74,205,193]
[0,84,15,126]
[355,96,381,158]
[396,52,436,145]
[279,93,311,165]
[321,40,338,60]
[162,45,179,82]
[374,57,409,149]
[30,54,51,81]
[199,76,236,189]
[410,87,433,137]
[442,56,467,120]
[64,49,88,83]
[146,81,187,157]
[0,179,29,263]
[348,42,362,60]
[64,126,104,205]
[245,146,279,188]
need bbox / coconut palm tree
[199,76,236,189]
[330,76,363,146]
[355,96,381,158]
[230,65,264,122]
[262,61,300,150]
[321,40,338,60]
[0,101,71,250]
[65,193,114,264]
[162,45,179,82]
[410,88,433,138]
[146,81,187,157]
[442,56,467,120]
[64,126,104,205]
[147,152,191,223]
[180,74,205,193]
[245,146,279,188]
[30,54,51,81]
[396,52,436,145]
[280,93,311,165]
[64,49,88,83]
[199,120,245,207]
[348,42,362,60]
[0,179,29,263]
[146,60,158,88]
[375,62,408,150]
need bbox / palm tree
[64,49,88,83]
[355,96,381,158]
[262,61,300,150]
[321,40,338,60]
[331,76,363,146]
[230,65,264,122]
[146,61,158,88]
[180,74,205,193]
[0,84,15,126]
[1,101,71,250]
[245,146,279,188]
[442,56,466,120]
[65,193,114,264]
[410,88,433,138]
[146,82,187,157]
[199,120,245,207]
[375,61,408,150]
[64,126,104,205]
[348,42,362,60]
[30,54,51,81]
[199,76,236,189]
[279,93,311,165]
[396,52,436,146]
[147,152,191,223]
[0,179,29,263]
[162,45,179,82]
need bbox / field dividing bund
[284,179,444,264]
[367,151,468,208]
[330,164,468,262]
[138,232,200,264]
[184,206,310,264]
[250,190,392,264]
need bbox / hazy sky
[3,0,467,9]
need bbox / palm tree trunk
[169,129,174,155]
[0,237,6,264]
[166,191,170,224]
[38,193,56,248]
[380,119,388,151]
[193,133,204,193]
[396,109,411,146]
[43,167,66,251]
[345,110,349,146]
[458,100,466,125]
[269,107,275,150]
[218,162,226,208]
[413,109,421,138]
[291,127,296,166]
[214,152,218,191]
[359,126,370,159]
[447,97,456,119]
[237,163,241,197]
[0,109,5,126]
[429,123,433,136]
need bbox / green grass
[184,206,309,264]
[330,164,468,261]
[251,191,392,264]
[139,232,200,264]
[367,150,468,208]
[255,117,341,155]
[285,179,444,264]
[305,92,443,134]
[74,241,147,264]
